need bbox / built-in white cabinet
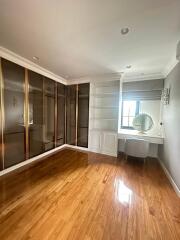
[89,79,120,156]
[89,130,102,153]
[89,130,118,157]
[101,131,118,156]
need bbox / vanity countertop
[118,129,164,144]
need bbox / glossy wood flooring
[0,149,180,240]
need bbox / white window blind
[122,79,164,101]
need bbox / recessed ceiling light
[121,27,129,35]
[126,65,132,69]
[33,56,39,61]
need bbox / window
[121,100,139,129]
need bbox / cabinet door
[89,130,102,153]
[1,59,26,168]
[57,83,65,146]
[77,83,89,148]
[66,85,76,145]
[43,77,55,151]
[0,60,2,170]
[28,71,44,158]
[101,132,118,157]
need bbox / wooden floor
[0,149,180,240]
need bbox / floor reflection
[114,179,132,205]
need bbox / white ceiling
[0,0,180,81]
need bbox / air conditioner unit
[176,40,180,61]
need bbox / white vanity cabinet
[89,130,118,156]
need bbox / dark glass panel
[1,59,25,168]
[77,83,89,147]
[43,77,55,151]
[66,85,76,145]
[0,61,2,170]
[57,83,65,146]
[28,71,44,158]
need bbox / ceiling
[0,0,180,81]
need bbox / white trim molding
[158,158,180,198]
[163,55,179,78]
[64,144,90,152]
[0,145,66,177]
[0,144,90,177]
[0,46,67,85]
[68,73,122,85]
[122,72,165,83]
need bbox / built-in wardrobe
[66,83,89,148]
[0,58,89,172]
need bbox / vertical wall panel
[1,59,26,168]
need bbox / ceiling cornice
[122,72,165,82]
[0,46,67,85]
[163,55,179,78]
[67,73,122,85]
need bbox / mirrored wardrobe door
[43,77,55,151]
[77,83,89,148]
[0,59,4,170]
[57,83,65,146]
[28,71,44,158]
[66,85,76,145]
[1,59,26,168]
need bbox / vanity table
[118,129,164,158]
[118,129,164,144]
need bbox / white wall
[158,61,180,191]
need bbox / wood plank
[0,149,179,240]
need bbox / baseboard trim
[0,145,66,177]
[65,144,118,157]
[64,144,90,152]
[158,158,180,198]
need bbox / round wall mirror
[132,114,153,133]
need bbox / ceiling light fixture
[126,65,132,69]
[33,56,39,61]
[121,27,129,35]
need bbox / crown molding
[67,73,122,85]
[0,46,67,85]
[67,76,92,85]
[163,55,179,78]
[122,72,165,82]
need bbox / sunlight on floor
[114,179,132,205]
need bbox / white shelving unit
[89,80,120,156]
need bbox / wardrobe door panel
[77,83,89,147]
[44,77,55,151]
[1,59,25,168]
[28,71,44,158]
[57,83,65,146]
[66,85,76,145]
[0,60,2,170]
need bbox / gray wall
[158,62,180,190]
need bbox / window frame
[121,100,140,129]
